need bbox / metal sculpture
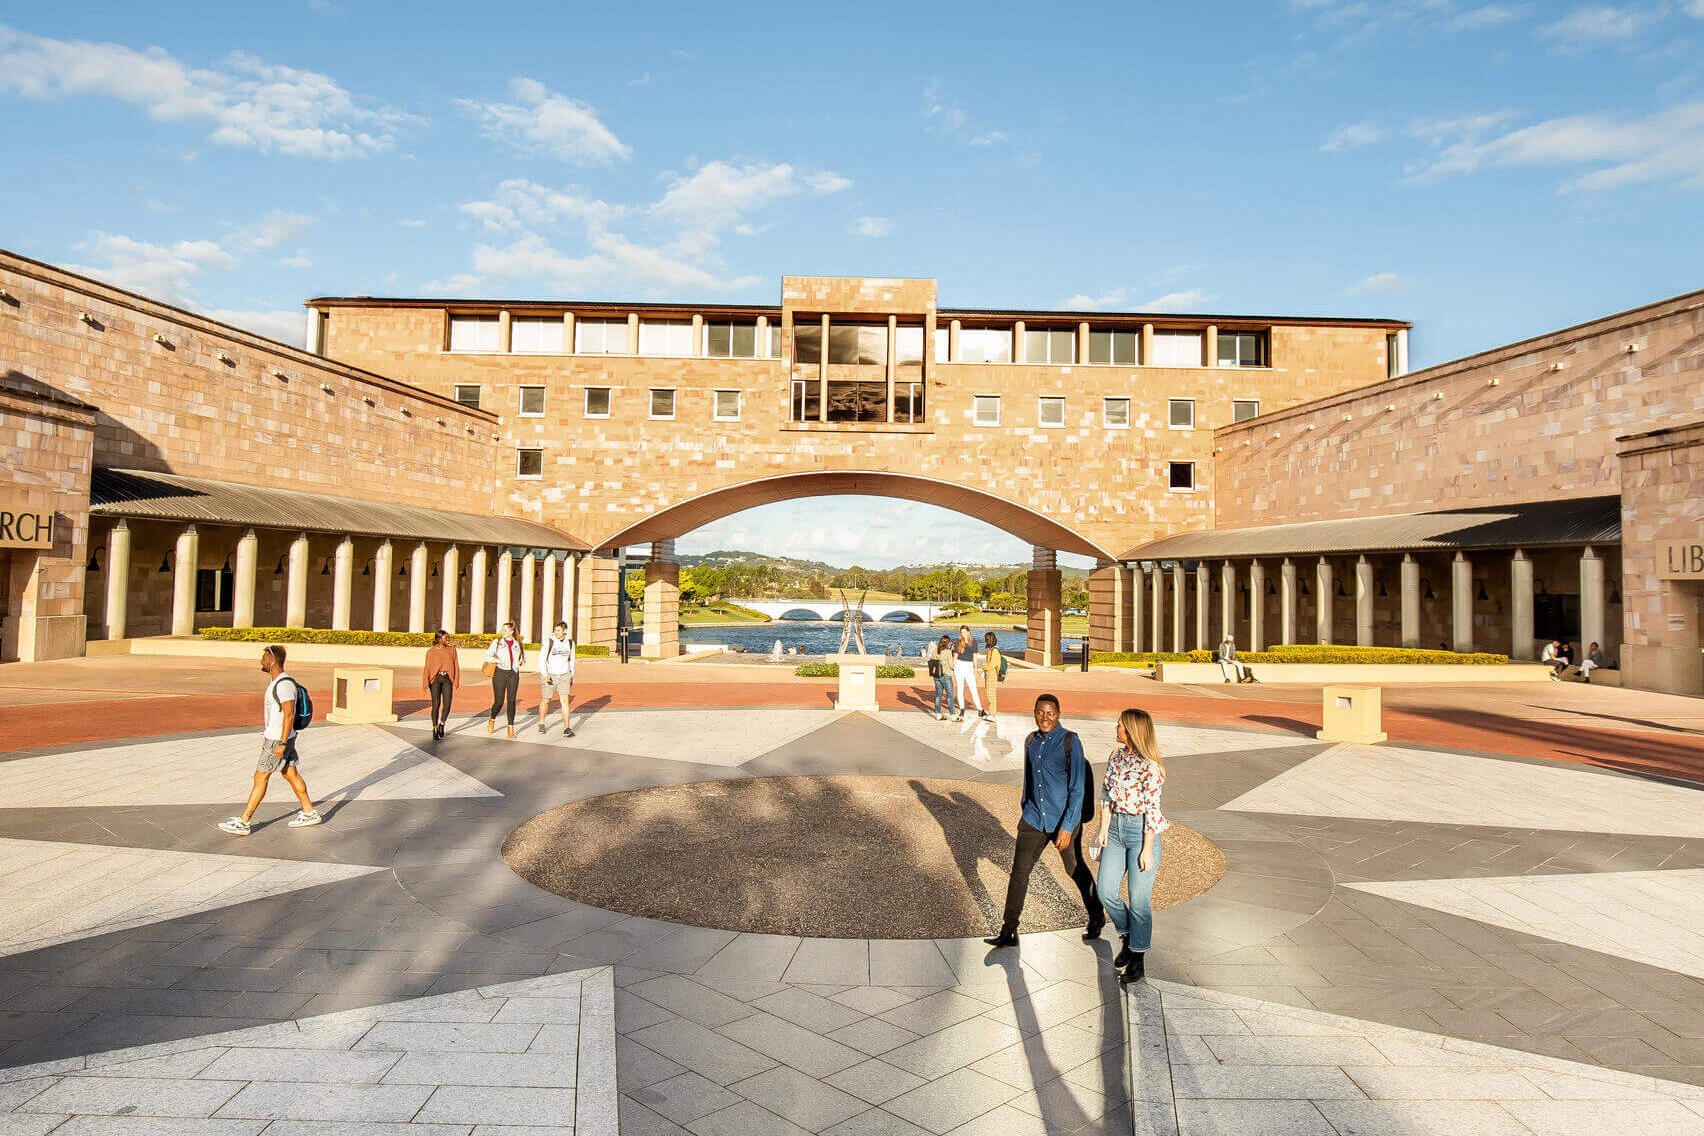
[836,588,868,655]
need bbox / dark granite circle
[501,775,1226,939]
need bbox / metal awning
[90,468,586,551]
[1122,495,1620,562]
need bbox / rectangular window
[1024,328,1077,364]
[195,567,233,613]
[1088,329,1139,365]
[1232,398,1260,423]
[574,317,627,354]
[1104,398,1130,428]
[894,326,924,370]
[705,321,760,358]
[1168,461,1195,491]
[517,448,544,478]
[958,327,1012,364]
[448,315,500,352]
[933,328,950,363]
[1038,396,1066,427]
[1217,331,1267,367]
[790,378,820,421]
[510,317,565,354]
[897,381,925,423]
[1151,331,1204,367]
[650,388,676,419]
[638,319,694,357]
[518,386,545,417]
[769,325,783,359]
[794,323,823,364]
[713,390,741,420]
[973,394,1001,426]
[584,387,611,418]
[825,324,886,365]
[1169,398,1195,429]
[453,384,481,409]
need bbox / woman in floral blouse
[1090,707,1169,983]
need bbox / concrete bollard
[326,665,398,724]
[1316,684,1387,744]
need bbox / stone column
[1394,329,1410,376]
[1510,549,1534,659]
[1316,557,1335,645]
[1400,553,1421,648]
[541,552,558,636]
[170,525,199,637]
[1027,547,1062,667]
[332,536,355,630]
[949,318,961,361]
[1205,325,1218,368]
[286,533,309,628]
[643,540,681,659]
[691,313,704,356]
[1170,563,1186,653]
[232,528,258,630]
[1013,320,1026,363]
[104,519,131,640]
[1088,559,1131,653]
[1131,565,1145,653]
[1077,321,1090,365]
[1355,555,1374,647]
[755,315,768,357]
[818,313,830,422]
[468,547,488,635]
[495,548,514,630]
[439,545,460,633]
[497,308,512,353]
[576,549,621,647]
[1141,323,1155,365]
[1451,552,1474,653]
[1195,562,1211,650]
[1279,558,1298,646]
[518,552,537,643]
[1149,565,1164,654]
[562,552,579,639]
[372,540,393,631]
[1580,546,1606,657]
[408,542,429,633]
[1219,561,1236,648]
[885,314,898,423]
[626,312,639,353]
[1248,561,1266,652]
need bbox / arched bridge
[728,600,947,622]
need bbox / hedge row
[1176,644,1507,665]
[794,662,918,678]
[200,627,611,656]
[1089,652,1193,664]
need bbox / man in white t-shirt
[220,645,321,835]
[539,621,576,738]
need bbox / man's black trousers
[999,820,1101,936]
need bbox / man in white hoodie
[540,621,577,737]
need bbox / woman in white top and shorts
[539,621,576,737]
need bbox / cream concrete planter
[1154,661,1555,684]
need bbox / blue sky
[4,1,1702,567]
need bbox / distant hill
[679,550,842,573]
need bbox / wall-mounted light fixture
[274,555,286,575]
[1300,579,1311,597]
[320,557,332,576]
[1432,391,1445,401]
[1266,580,1276,596]
[217,352,235,366]
[435,416,446,426]
[1625,343,1641,353]
[320,383,334,394]
[1609,583,1621,604]
[87,549,102,573]
[1342,414,1353,422]
[1422,578,1436,600]
[272,368,288,381]
[152,333,171,347]
[158,552,172,573]
[362,559,373,577]
[1377,577,1387,598]
[78,311,97,325]
[1336,580,1347,598]
[1385,404,1396,412]
[1304,424,1316,431]
[1476,579,1489,601]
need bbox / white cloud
[1446,4,1527,31]
[420,273,482,296]
[232,209,314,251]
[967,131,1008,147]
[850,216,894,238]
[1688,0,1704,17]
[457,77,629,164]
[1058,286,1217,312]
[459,178,620,232]
[0,26,413,158]
[1404,102,1704,191]
[1320,121,1385,152]
[679,498,1030,570]
[471,230,757,296]
[1142,288,1216,312]
[203,307,306,346]
[1348,272,1412,294]
[1537,5,1646,48]
[399,218,427,228]
[276,251,312,269]
[64,232,235,303]
[922,79,1012,150]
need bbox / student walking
[952,625,986,722]
[539,621,576,737]
[927,635,957,720]
[1088,708,1169,983]
[985,693,1102,949]
[485,622,525,738]
[979,632,1004,718]
[421,629,460,740]
[219,645,320,835]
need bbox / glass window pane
[826,326,861,364]
[1039,396,1065,426]
[575,318,624,353]
[518,449,543,477]
[1050,330,1076,364]
[585,387,611,416]
[1113,332,1138,365]
[858,325,888,365]
[1169,399,1194,427]
[770,326,783,358]
[894,327,923,366]
[512,317,564,353]
[449,315,499,352]
[650,389,675,417]
[974,395,1000,425]
[453,385,481,409]
[639,319,690,355]
[519,386,545,415]
[1169,461,1194,490]
[715,390,739,419]
[1105,398,1129,426]
[1024,329,1049,362]
[1088,331,1111,364]
[934,328,950,363]
[1232,399,1259,423]
[795,325,822,364]
[731,323,756,357]
[707,323,732,357]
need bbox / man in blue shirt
[985,693,1103,948]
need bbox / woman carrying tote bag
[484,622,525,739]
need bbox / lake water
[680,620,1036,660]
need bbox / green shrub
[200,627,610,656]
[793,662,917,678]
[1090,652,1193,664]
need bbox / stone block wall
[1618,421,1704,694]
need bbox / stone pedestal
[576,550,621,649]
[1088,561,1132,652]
[642,558,680,658]
[1316,684,1387,744]
[1027,568,1063,667]
[326,666,398,724]
[829,653,879,711]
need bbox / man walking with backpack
[220,645,321,835]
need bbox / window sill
[781,421,935,434]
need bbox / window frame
[713,389,741,421]
[1151,330,1205,368]
[704,321,760,359]
[1024,327,1077,365]
[649,388,677,420]
[972,394,1002,427]
[583,387,612,419]
[447,314,501,354]
[638,318,696,358]
[958,327,1012,365]
[1168,398,1196,430]
[517,385,546,418]
[1104,397,1131,429]
[516,447,545,480]
[574,317,628,355]
[1087,329,1140,366]
[1167,460,1196,493]
[509,316,565,354]
[1217,330,1268,368]
[1038,395,1066,428]
[1232,398,1261,423]
[452,384,482,410]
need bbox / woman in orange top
[421,629,460,741]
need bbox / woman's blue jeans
[932,672,955,714]
[1096,812,1161,951]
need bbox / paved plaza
[1,663,1703,1134]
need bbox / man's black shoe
[1119,952,1146,984]
[1113,935,1133,968]
[984,932,1019,949]
[1082,918,1104,941]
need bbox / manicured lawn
[680,603,771,624]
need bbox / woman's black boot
[1119,951,1145,984]
[1113,935,1132,969]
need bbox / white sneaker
[219,816,251,836]
[287,810,322,828]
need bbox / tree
[624,574,644,610]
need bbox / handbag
[927,656,943,678]
[481,661,496,678]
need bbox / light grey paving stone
[1201,1035,1389,1067]
[0,1058,85,1083]
[630,1071,742,1124]
[1168,1064,1365,1101]
[938,1103,1050,1136]
[469,1128,575,1136]
[352,1022,541,1053]
[1010,1074,1118,1125]
[881,1017,1024,1080]
[77,1048,227,1079]
[18,1077,246,1117]
[0,1116,65,1136]
[621,927,740,976]
[830,987,920,1017]
[212,1082,434,1122]
[197,1048,403,1084]
[256,1125,472,1136]
[619,1093,694,1136]
[756,988,868,1034]
[576,965,620,1136]
[828,1016,919,1058]
[823,1059,928,1106]
[629,976,757,1029]
[524,1021,581,1053]
[413,1084,577,1126]
[628,1019,777,1086]
[36,1120,268,1136]
[0,1078,55,1110]
[617,1038,687,1092]
[876,992,990,1036]
[695,935,802,984]
[616,990,678,1032]
[381,1051,576,1087]
[867,944,957,990]
[1502,1098,1704,1135]
[783,939,869,986]
[821,1108,932,1136]
[716,1011,867,1078]
[982,979,1112,1035]
[690,976,793,1003]
[882,1066,1019,1134]
[686,1100,812,1136]
[1315,1099,1536,1136]
[490,996,583,1024]
[1174,1099,1336,1135]
[731,1064,868,1131]
[1342,1066,1549,1100]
